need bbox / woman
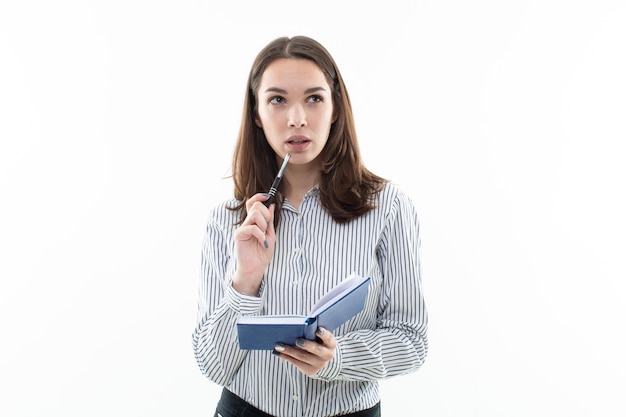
[192,35,428,417]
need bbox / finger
[295,338,335,361]
[236,224,270,249]
[242,209,269,232]
[274,351,319,375]
[247,203,274,233]
[273,344,326,375]
[314,327,337,349]
[246,193,271,211]
[274,342,314,361]
[275,338,334,364]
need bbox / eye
[306,95,323,103]
[269,96,285,105]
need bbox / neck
[282,162,320,209]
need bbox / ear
[254,111,262,128]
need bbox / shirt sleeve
[191,212,266,386]
[314,189,429,381]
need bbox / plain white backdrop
[1,1,625,416]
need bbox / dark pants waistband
[215,388,381,417]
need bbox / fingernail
[316,328,324,336]
[296,339,306,347]
[264,240,268,248]
[274,344,285,352]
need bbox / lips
[286,135,310,144]
[285,135,311,152]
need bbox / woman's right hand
[231,193,275,295]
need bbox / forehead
[259,58,330,91]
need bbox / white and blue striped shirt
[192,182,428,417]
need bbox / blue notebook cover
[237,274,371,350]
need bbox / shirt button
[292,395,299,402]
[292,280,300,286]
[294,247,301,253]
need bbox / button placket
[294,209,304,288]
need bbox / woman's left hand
[273,328,337,375]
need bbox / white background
[1,1,625,416]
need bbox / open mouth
[286,136,310,145]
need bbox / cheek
[257,109,278,128]
[320,110,336,131]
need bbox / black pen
[263,153,290,207]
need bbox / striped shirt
[192,182,428,417]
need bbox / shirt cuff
[224,280,265,316]
[312,342,343,381]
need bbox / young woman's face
[256,58,334,166]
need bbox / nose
[287,104,307,128]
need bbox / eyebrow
[263,86,327,95]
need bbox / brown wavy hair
[229,35,387,226]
